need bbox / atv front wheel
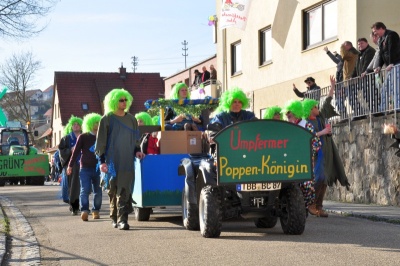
[280,184,306,235]
[199,185,222,238]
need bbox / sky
[0,1,217,91]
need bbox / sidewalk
[324,200,400,224]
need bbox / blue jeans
[79,168,102,212]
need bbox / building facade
[215,0,400,117]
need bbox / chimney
[119,63,126,80]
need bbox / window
[82,103,89,111]
[259,27,272,65]
[231,41,242,75]
[304,0,337,49]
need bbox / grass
[0,207,10,235]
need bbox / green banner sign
[0,154,49,177]
[213,120,313,184]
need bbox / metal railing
[305,65,400,125]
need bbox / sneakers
[92,211,100,219]
[71,210,78,216]
[81,212,89,221]
[118,221,130,230]
[112,220,118,228]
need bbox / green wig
[282,100,303,119]
[103,88,133,114]
[216,87,250,113]
[152,115,159,125]
[302,99,319,119]
[135,112,153,126]
[170,82,190,100]
[82,113,102,133]
[63,115,83,136]
[263,106,282,120]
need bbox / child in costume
[263,106,282,120]
[135,112,160,155]
[67,113,102,221]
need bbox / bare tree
[0,51,41,137]
[0,0,56,39]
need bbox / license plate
[236,183,281,191]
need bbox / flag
[220,0,252,30]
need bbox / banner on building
[220,0,252,30]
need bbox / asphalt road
[1,183,400,266]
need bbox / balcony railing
[306,65,400,125]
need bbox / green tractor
[0,121,49,186]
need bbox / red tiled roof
[43,85,53,93]
[44,108,52,117]
[54,71,164,125]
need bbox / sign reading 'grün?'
[0,154,49,177]
[213,120,313,184]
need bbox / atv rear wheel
[254,215,278,228]
[199,185,222,238]
[280,184,306,235]
[182,188,200,230]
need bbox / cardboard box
[157,131,202,154]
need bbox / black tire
[181,188,200,230]
[0,179,5,187]
[199,185,222,238]
[280,184,306,235]
[134,207,151,221]
[254,215,278,228]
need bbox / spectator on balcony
[350,38,376,117]
[362,32,382,76]
[341,41,359,81]
[340,41,359,118]
[293,77,321,100]
[352,38,376,78]
[201,66,211,84]
[323,46,343,83]
[210,64,217,80]
[372,22,400,112]
[372,22,400,72]
[192,69,202,88]
[324,46,345,116]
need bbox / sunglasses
[119,99,128,102]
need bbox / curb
[326,208,400,225]
[0,204,6,265]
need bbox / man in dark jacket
[352,38,376,77]
[372,22,400,112]
[351,38,376,117]
[293,77,321,100]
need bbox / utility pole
[182,40,188,69]
[131,56,138,73]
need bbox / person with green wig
[282,99,321,212]
[302,76,350,217]
[209,87,255,128]
[263,106,282,120]
[135,112,153,126]
[58,115,83,215]
[95,88,145,230]
[67,113,102,221]
[136,112,160,154]
[165,82,202,130]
